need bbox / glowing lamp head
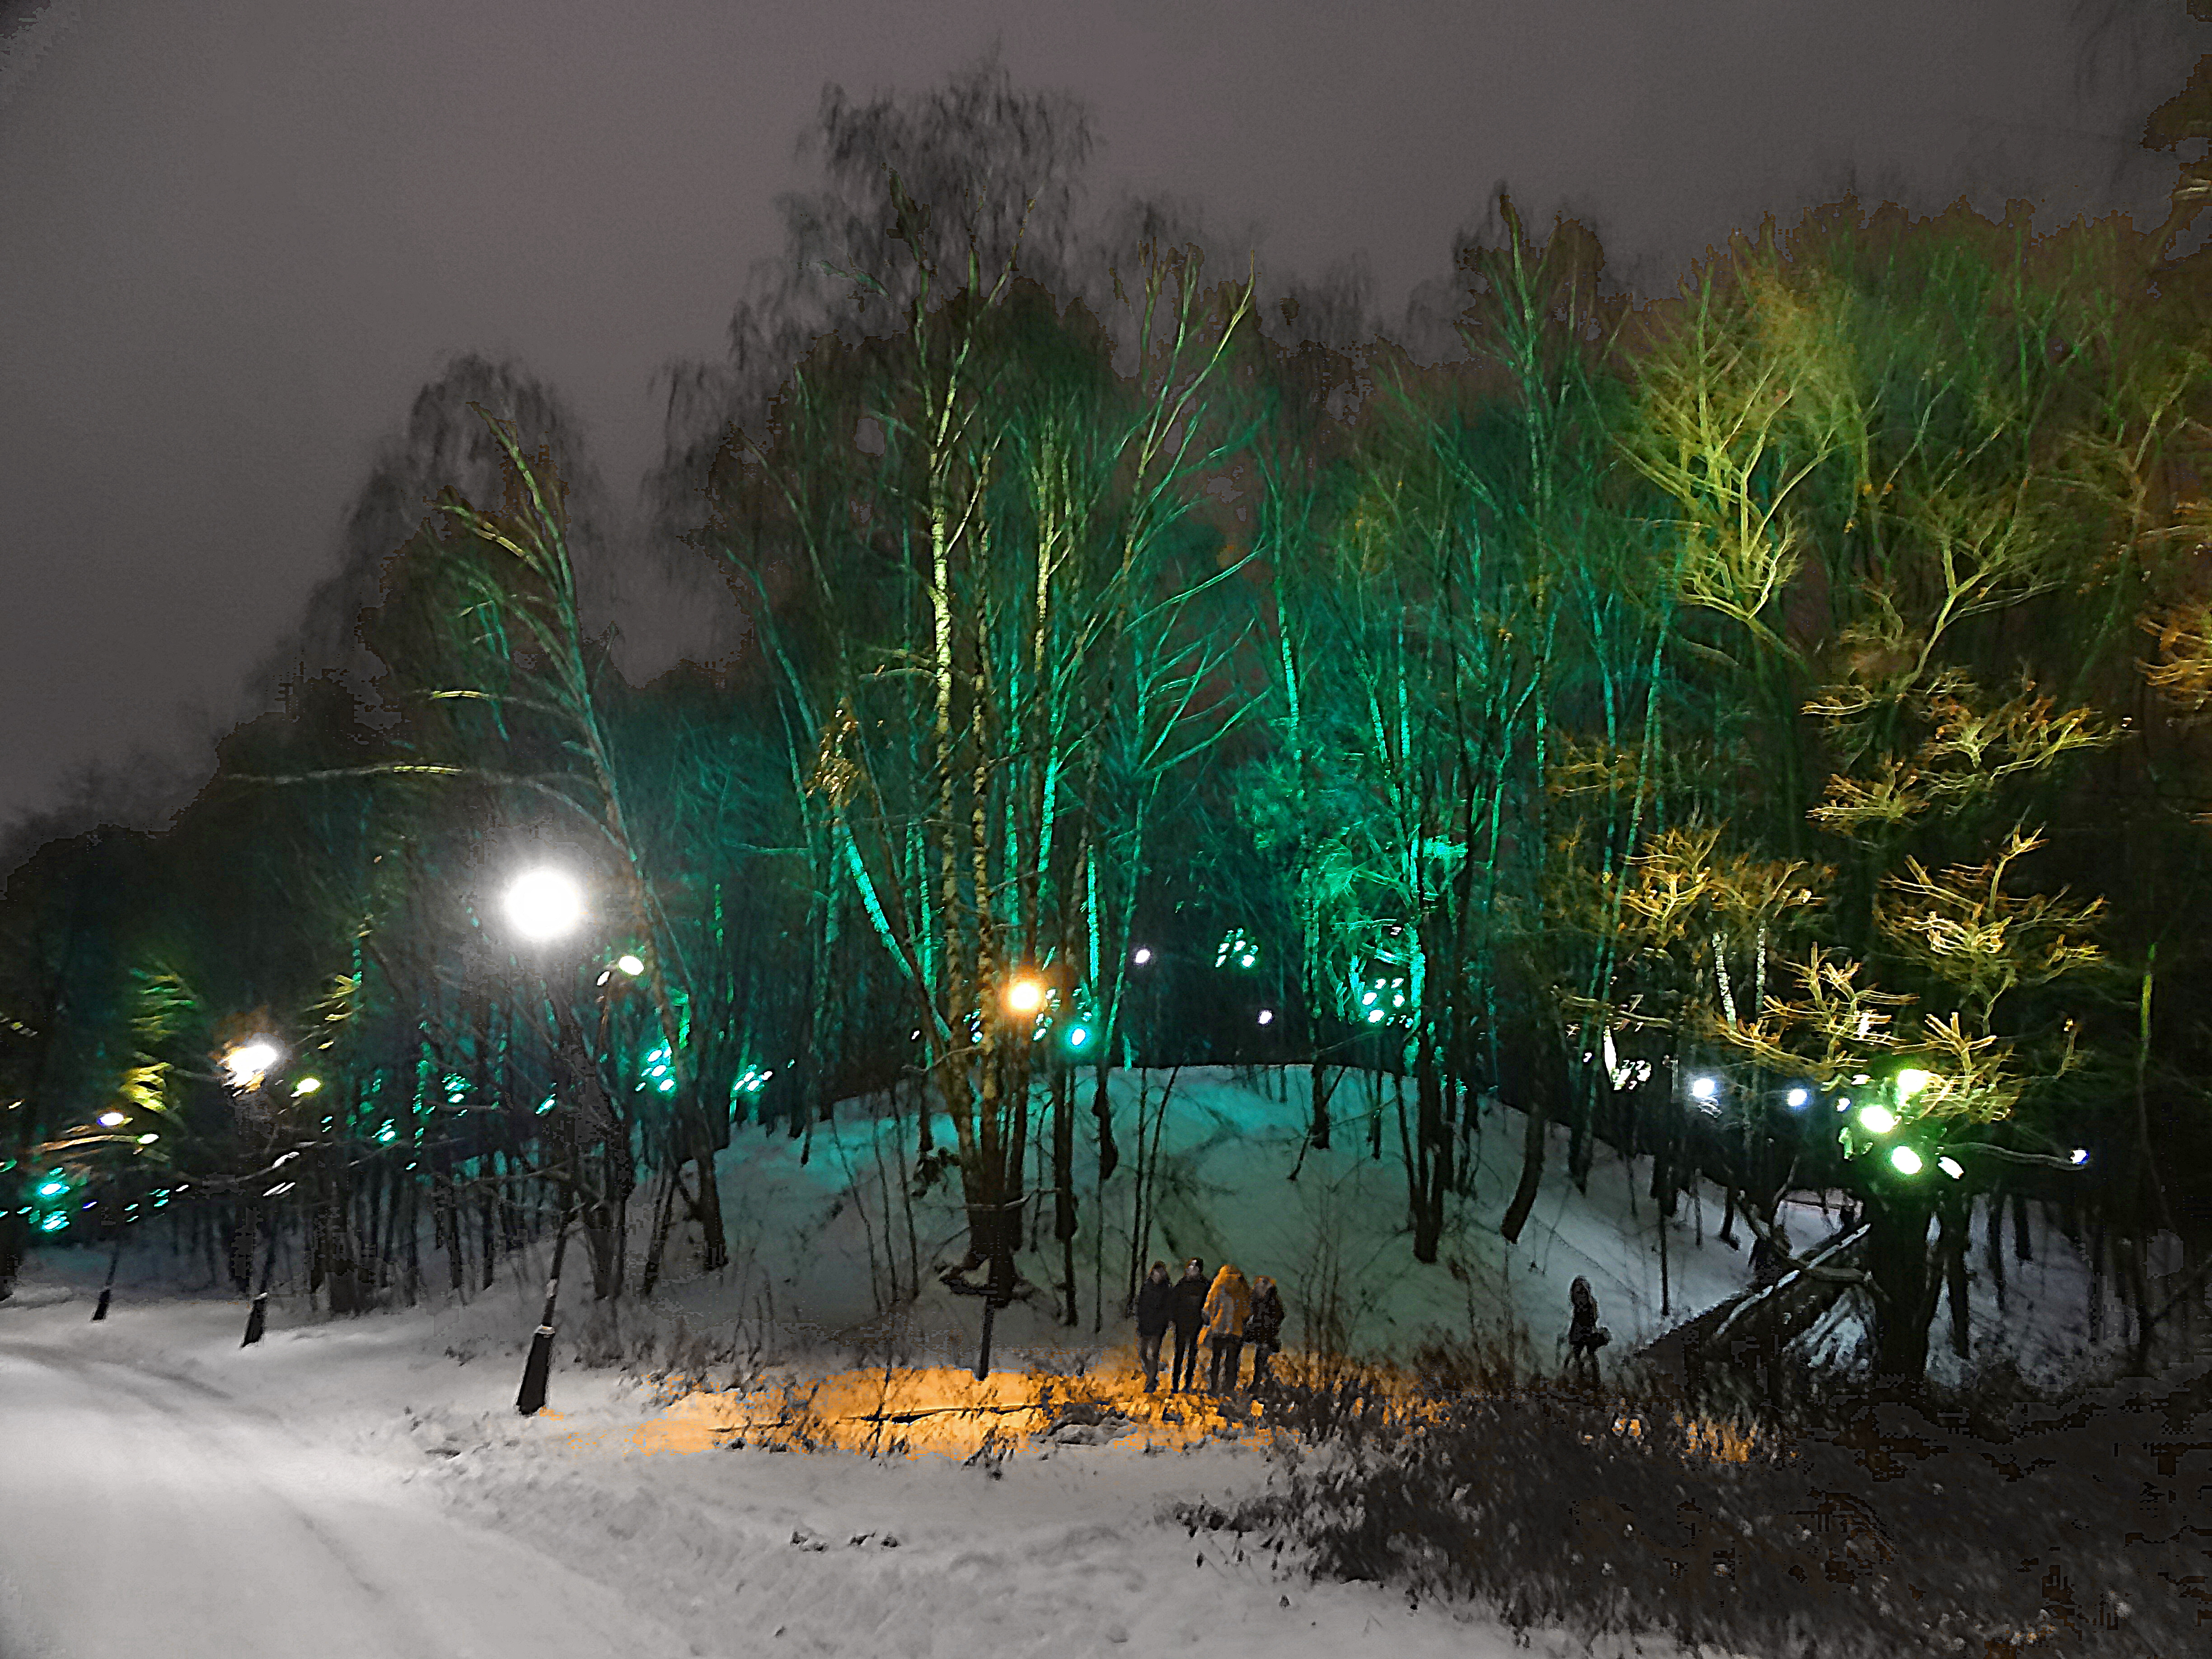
[1889,1145,1924,1176]
[1064,1023,1092,1051]
[292,1076,321,1097]
[98,1111,126,1128]
[1937,1156,1964,1180]
[224,1040,280,1088]
[2071,1147,2090,1167]
[503,868,586,942]
[1895,1068,1933,1103]
[1132,947,1153,966]
[616,953,646,977]
[1786,1087,1810,1109]
[1003,976,1046,1016]
[137,1134,158,1145]
[1257,1008,1275,1026]
[1857,1103,1899,1136]
[1688,1075,1719,1102]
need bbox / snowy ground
[0,1271,1615,1659]
[1,1069,2184,1659]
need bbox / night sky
[0,0,2199,832]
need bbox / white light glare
[1785,1087,1810,1109]
[1857,1103,1899,1135]
[2071,1148,2090,1166]
[504,868,586,942]
[293,1076,321,1096]
[1937,1156,1965,1180]
[98,1111,126,1128]
[1688,1075,1719,1102]
[1257,1008,1275,1026]
[616,953,646,976]
[1132,947,1153,965]
[224,1041,280,1088]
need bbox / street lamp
[219,1037,286,1345]
[503,866,590,1417]
[1003,975,1046,1017]
[504,867,586,941]
[223,1040,280,1090]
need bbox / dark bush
[1181,1357,2212,1657]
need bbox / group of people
[1131,1259,1286,1392]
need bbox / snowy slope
[643,1066,1782,1370]
[635,1065,2142,1391]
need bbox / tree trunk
[1984,1185,2006,1315]
[1499,1097,1547,1245]
[2088,1219,2105,1346]
[1090,1062,1118,1184]
[1309,1062,1332,1151]
[1867,1189,1936,1383]
[1943,1199,1971,1359]
[1052,1067,1078,1327]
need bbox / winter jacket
[1170,1272,1209,1334]
[1134,1273,1176,1336]
[1244,1282,1284,1347]
[1202,1265,1251,1339]
[1568,1282,1606,1351]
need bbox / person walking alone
[1169,1259,1209,1391]
[1244,1274,1285,1386]
[1204,1262,1252,1392]
[1134,1261,1174,1392]
[1567,1275,1610,1386]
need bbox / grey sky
[0,0,2199,830]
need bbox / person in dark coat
[1169,1258,1208,1391]
[1244,1274,1285,1385]
[1134,1261,1174,1392]
[1567,1275,1610,1385]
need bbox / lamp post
[222,1037,286,1346]
[503,866,590,1417]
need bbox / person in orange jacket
[1203,1262,1252,1391]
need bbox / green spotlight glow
[1857,1103,1898,1135]
[1895,1068,1932,1102]
[1889,1145,1924,1176]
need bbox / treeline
[8,64,2212,1384]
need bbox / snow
[0,1280,1556,1659]
[0,1068,2166,1659]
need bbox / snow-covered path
[0,1329,696,1659]
[0,1281,1565,1659]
